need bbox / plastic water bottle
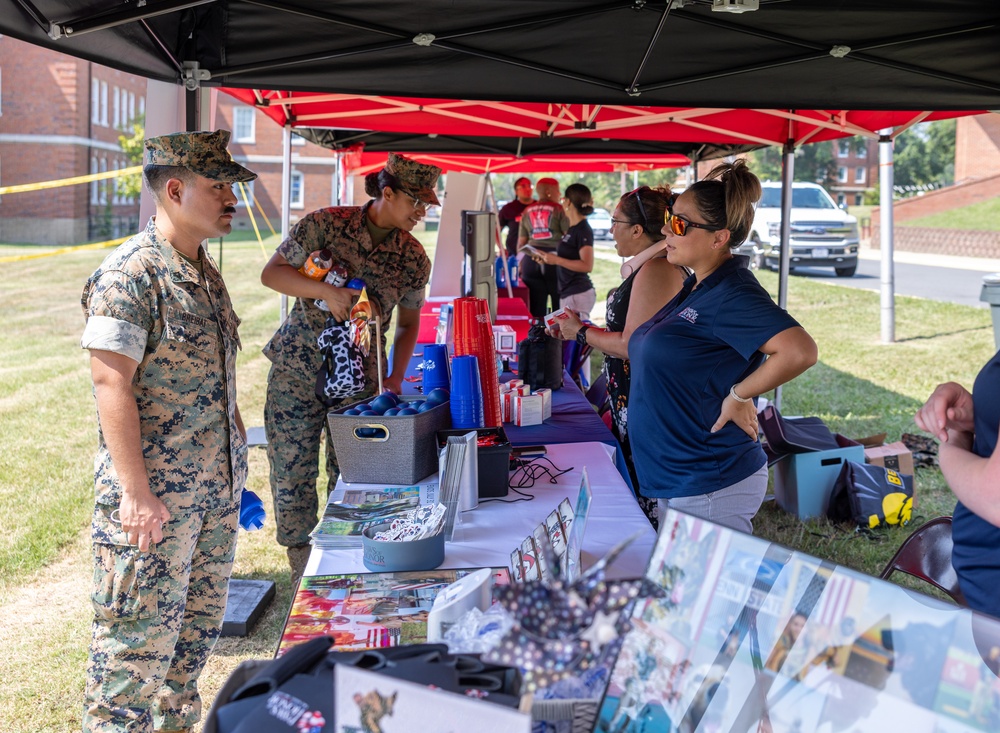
[495,256,507,288]
[239,489,265,531]
[299,249,333,280]
[508,255,519,285]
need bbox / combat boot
[287,544,311,585]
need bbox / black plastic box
[436,426,512,498]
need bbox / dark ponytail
[686,159,762,247]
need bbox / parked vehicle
[749,182,860,277]
[587,208,613,240]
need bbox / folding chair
[584,372,610,415]
[878,516,966,606]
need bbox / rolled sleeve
[81,316,147,363]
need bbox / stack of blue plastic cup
[449,354,485,429]
[422,343,451,392]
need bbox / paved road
[773,251,1000,309]
[594,240,1000,310]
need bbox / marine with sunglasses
[629,160,818,534]
[552,186,686,530]
[259,153,438,580]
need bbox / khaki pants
[84,500,238,732]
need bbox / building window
[291,132,306,146]
[854,193,864,206]
[112,85,120,128]
[331,173,340,206]
[290,171,304,208]
[233,107,255,143]
[90,157,99,204]
[99,158,108,204]
[235,180,255,207]
[838,167,848,183]
[128,93,136,130]
[100,81,108,126]
[857,144,867,159]
[855,166,866,184]
[139,96,145,119]
[121,88,129,129]
[837,193,846,206]
[91,79,100,124]
[837,140,851,158]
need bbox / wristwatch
[576,325,591,346]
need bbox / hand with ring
[118,489,171,551]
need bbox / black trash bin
[980,274,1000,349]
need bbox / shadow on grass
[895,324,991,343]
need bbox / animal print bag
[315,319,365,405]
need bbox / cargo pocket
[91,544,160,622]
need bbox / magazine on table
[310,481,439,549]
[278,567,511,656]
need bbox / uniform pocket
[164,307,219,360]
[91,544,160,622]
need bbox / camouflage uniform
[263,202,431,548]
[80,130,253,733]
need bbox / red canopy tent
[341,149,689,175]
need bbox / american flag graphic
[816,573,854,627]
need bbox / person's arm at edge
[90,349,170,551]
[559,258,683,359]
[260,251,359,321]
[937,426,1000,525]
[713,326,818,439]
[384,305,421,394]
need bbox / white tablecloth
[306,441,657,580]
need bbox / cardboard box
[773,445,865,520]
[534,387,553,420]
[493,324,517,354]
[864,441,914,475]
[514,393,544,426]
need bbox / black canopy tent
[2,1,999,110]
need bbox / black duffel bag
[518,321,563,390]
[827,460,914,529]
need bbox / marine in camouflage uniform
[262,153,437,568]
[81,130,255,732]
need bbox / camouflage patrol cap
[144,129,257,183]
[385,152,441,206]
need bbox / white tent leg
[879,128,896,344]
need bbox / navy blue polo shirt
[951,348,1000,617]
[628,256,800,499]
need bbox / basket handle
[352,423,389,442]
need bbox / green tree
[888,119,955,195]
[117,116,145,202]
[747,140,838,188]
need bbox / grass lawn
[0,234,993,731]
[901,196,1000,230]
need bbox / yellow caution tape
[0,166,142,195]
[0,236,129,263]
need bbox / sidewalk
[858,243,1000,273]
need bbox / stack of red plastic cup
[452,297,502,427]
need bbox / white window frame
[99,158,108,204]
[838,166,848,183]
[290,170,305,209]
[112,85,120,128]
[233,107,255,143]
[128,92,135,130]
[100,81,108,127]
[235,180,255,208]
[139,96,146,120]
[837,193,846,206]
[837,140,851,158]
[91,79,100,124]
[855,166,866,184]
[90,157,99,204]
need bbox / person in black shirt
[498,177,534,257]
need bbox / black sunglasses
[628,187,650,229]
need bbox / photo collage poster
[596,508,1000,733]
[279,568,510,657]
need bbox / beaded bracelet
[729,385,752,403]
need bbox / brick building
[955,114,1000,184]
[0,36,344,245]
[829,137,878,207]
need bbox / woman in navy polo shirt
[915,359,1000,617]
[628,160,818,533]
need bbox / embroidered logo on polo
[678,307,699,323]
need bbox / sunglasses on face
[665,197,719,237]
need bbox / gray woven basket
[327,398,452,484]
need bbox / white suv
[748,182,860,277]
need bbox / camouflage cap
[385,152,441,206]
[144,129,257,183]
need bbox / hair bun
[364,171,380,198]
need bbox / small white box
[492,325,517,354]
[508,378,524,390]
[514,394,544,426]
[502,391,516,422]
[543,308,570,331]
[534,388,552,420]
